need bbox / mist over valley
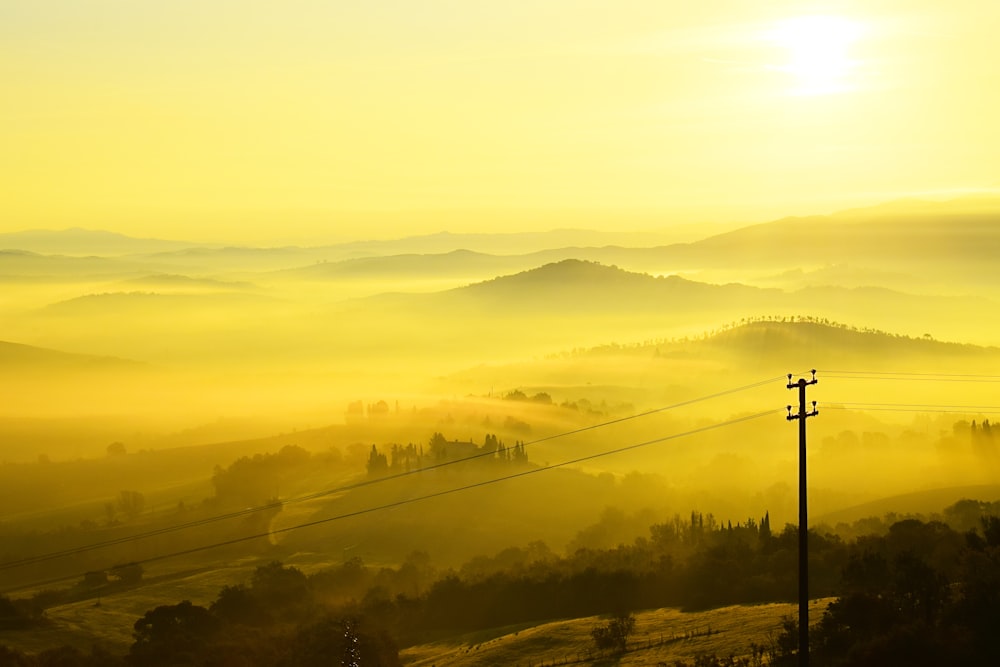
[2,197,1000,664]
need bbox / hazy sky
[2,0,998,243]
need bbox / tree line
[3,500,999,665]
[366,431,529,476]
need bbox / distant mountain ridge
[3,196,998,281]
[0,228,206,256]
[0,250,158,278]
[0,339,141,371]
[115,274,257,290]
[319,228,684,258]
[277,249,517,280]
[681,211,1000,268]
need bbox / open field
[401,600,832,666]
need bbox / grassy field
[2,556,263,654]
[401,599,831,666]
[2,544,393,655]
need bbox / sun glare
[766,15,864,96]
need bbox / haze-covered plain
[2,197,1000,663]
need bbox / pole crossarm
[787,369,818,667]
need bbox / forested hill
[344,259,998,348]
[700,319,996,357]
[563,319,1000,371]
[447,259,775,310]
[697,320,1000,372]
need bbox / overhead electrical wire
[0,375,786,573]
[825,404,1000,415]
[819,369,1000,383]
[0,408,781,595]
[823,376,1000,384]
[825,401,1000,411]
[819,369,1000,379]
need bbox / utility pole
[787,370,818,667]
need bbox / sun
[765,15,864,96]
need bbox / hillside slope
[401,601,828,666]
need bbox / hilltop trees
[365,431,528,477]
[115,490,145,520]
[366,444,389,475]
[970,418,997,459]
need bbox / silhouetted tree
[591,612,635,653]
[760,511,772,543]
[250,561,310,611]
[0,595,41,630]
[115,490,144,519]
[428,432,448,460]
[366,445,388,476]
[129,601,219,666]
[210,584,271,626]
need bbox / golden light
[766,15,864,96]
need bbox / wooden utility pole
[787,370,818,666]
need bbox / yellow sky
[1,0,998,243]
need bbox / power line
[826,401,1000,411]
[0,409,780,595]
[819,369,1000,379]
[823,376,1000,384]
[0,376,785,573]
[825,405,1000,415]
[819,370,1000,383]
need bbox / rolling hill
[113,274,258,292]
[275,249,527,281]
[0,250,159,280]
[455,259,773,309]
[0,228,203,257]
[0,340,141,372]
[341,259,999,346]
[683,211,1000,268]
[38,291,277,317]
